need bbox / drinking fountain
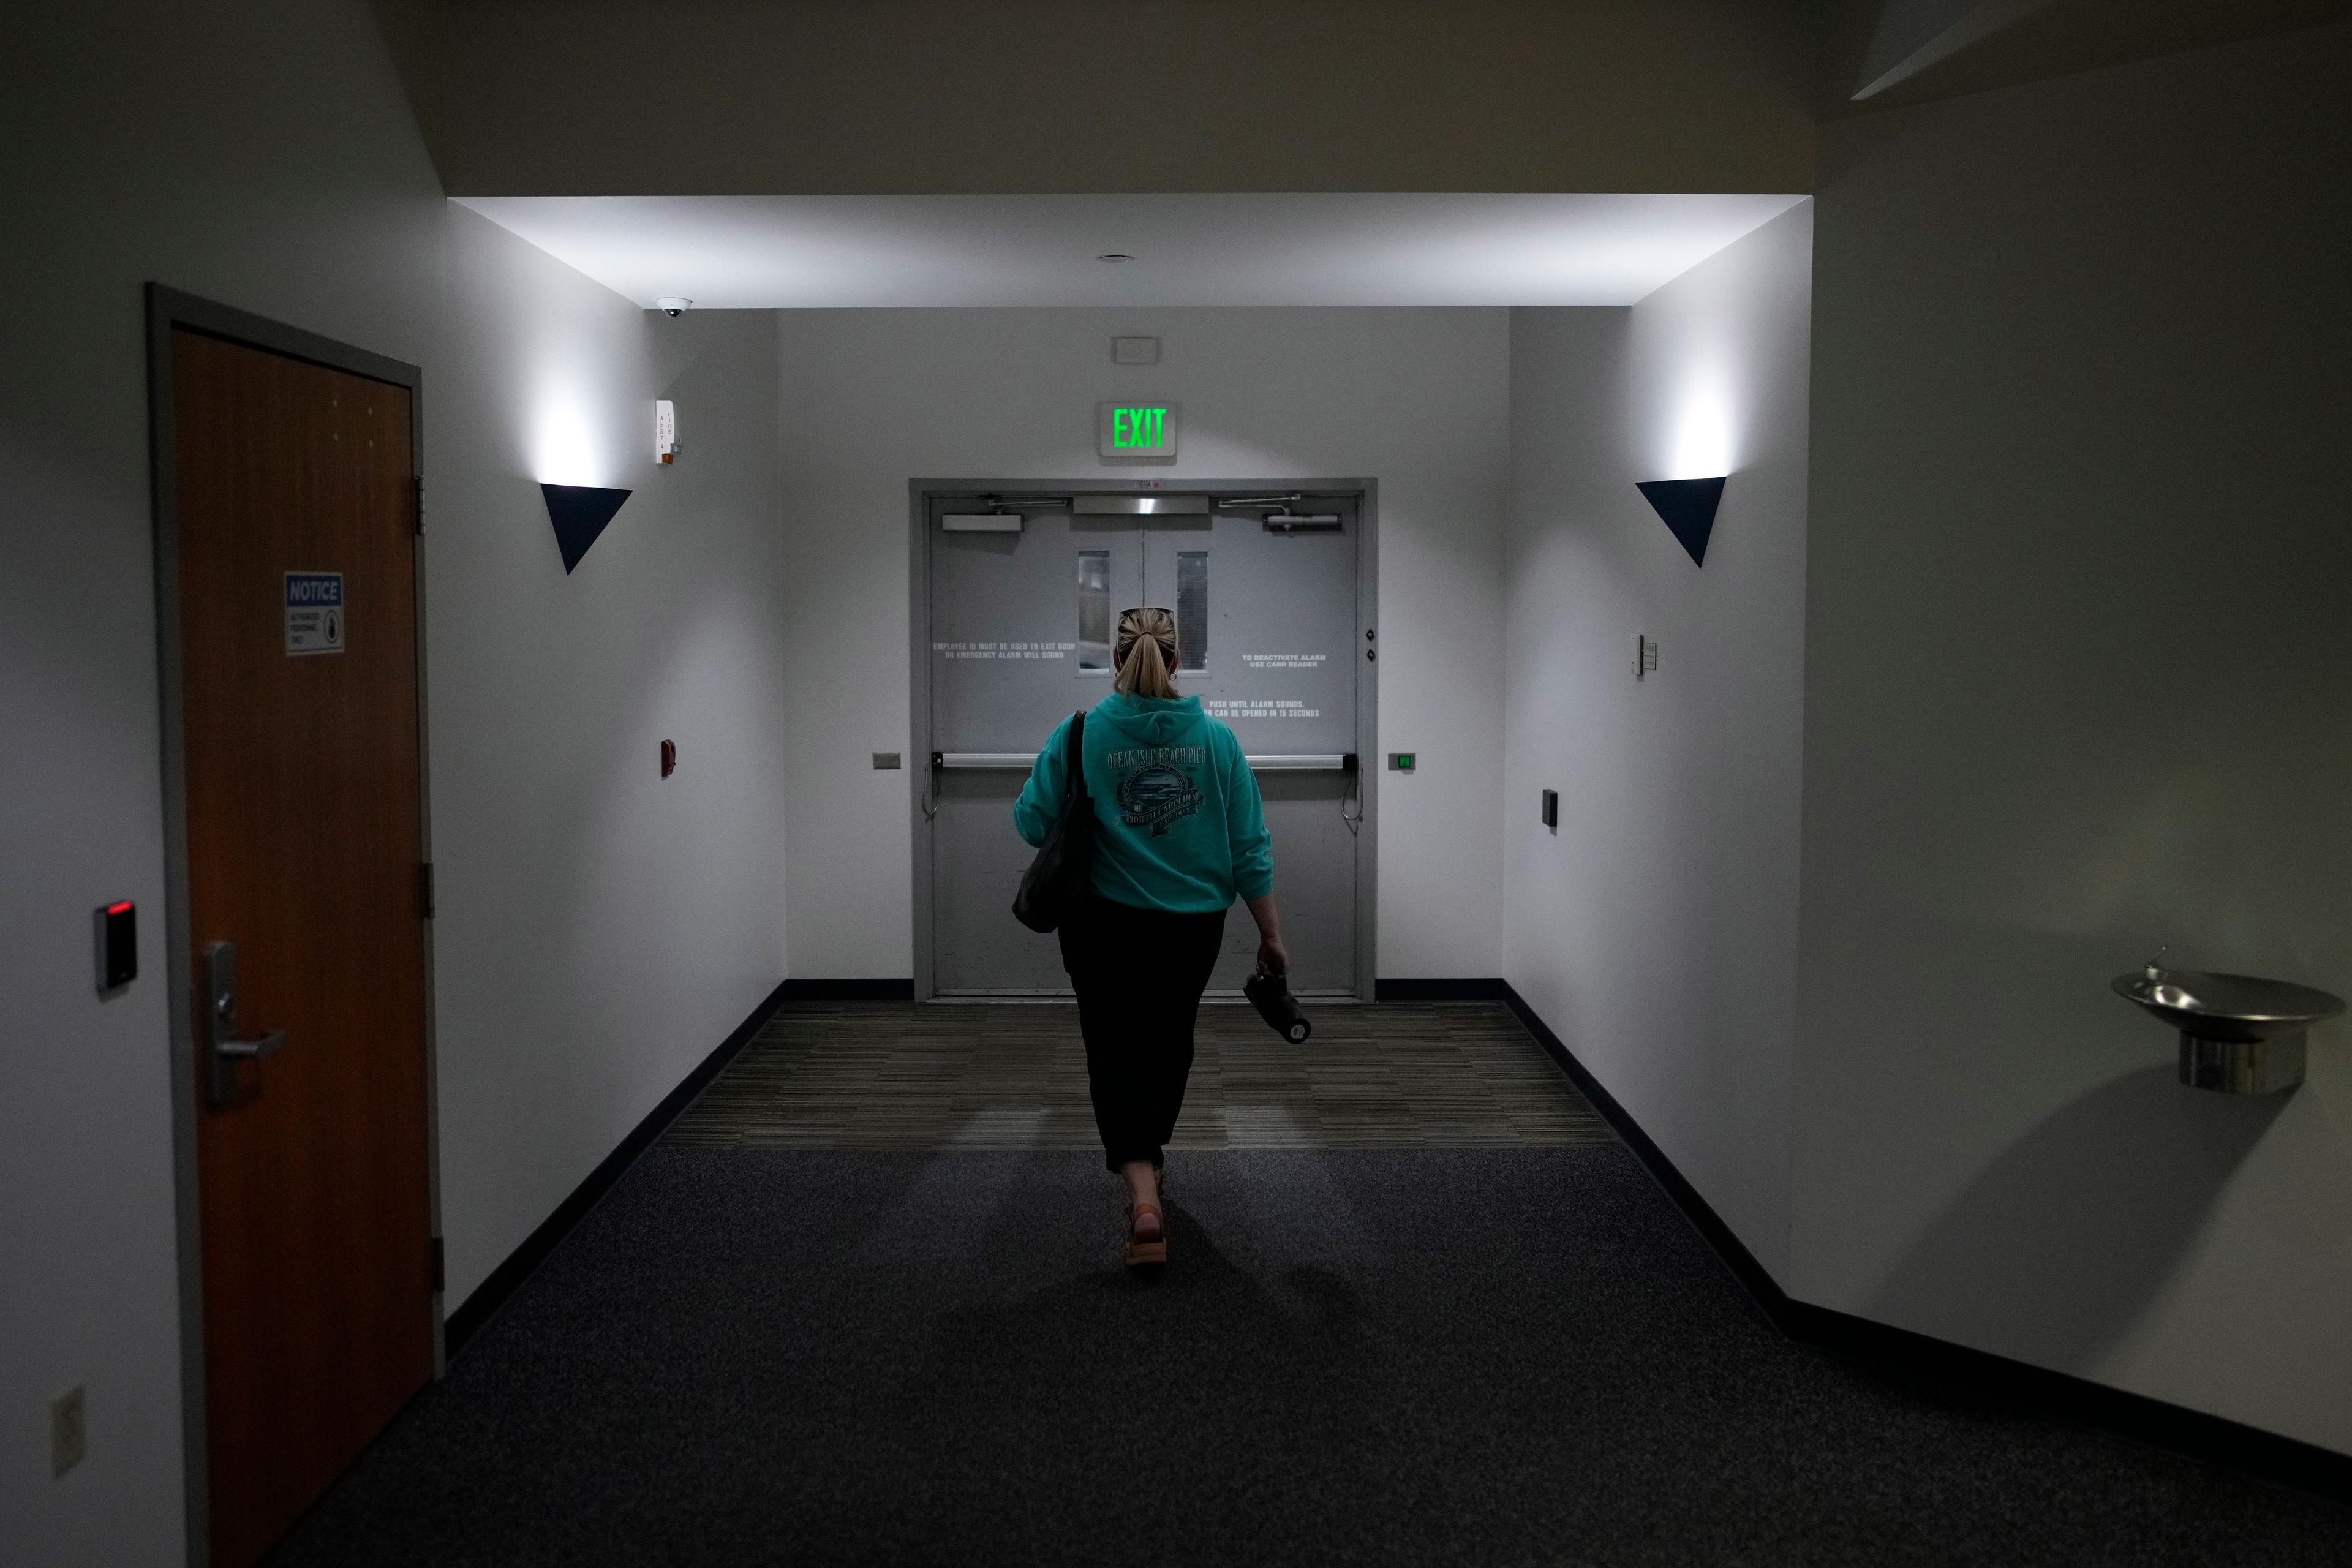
[2113,952,2345,1095]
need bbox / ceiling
[385,2,2352,201]
[455,194,1810,311]
[1837,0,2352,113]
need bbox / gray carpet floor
[269,1146,2352,1566]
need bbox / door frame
[145,285,442,1566]
[907,477,1379,1001]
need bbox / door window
[1076,550,1110,671]
[1176,550,1208,672]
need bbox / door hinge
[420,861,435,920]
[429,1236,445,1293]
[412,476,425,536]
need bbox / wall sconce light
[1636,476,1727,567]
[541,483,633,574]
[655,400,678,464]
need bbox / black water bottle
[1244,965,1311,1043]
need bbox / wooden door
[173,328,435,1568]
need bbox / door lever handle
[203,941,288,1106]
[214,1028,288,1061]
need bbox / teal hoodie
[1015,692,1273,913]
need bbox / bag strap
[1065,710,1089,805]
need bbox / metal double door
[924,490,1365,995]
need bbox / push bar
[934,753,1039,769]
[1246,754,1355,771]
[934,752,1356,772]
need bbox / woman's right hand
[1245,892,1289,976]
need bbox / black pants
[1059,893,1227,1174]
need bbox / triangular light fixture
[1635,476,1727,567]
[541,483,633,574]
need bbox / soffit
[454,192,1809,309]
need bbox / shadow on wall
[1870,1064,2285,1371]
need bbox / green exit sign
[1097,402,1178,458]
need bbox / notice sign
[933,641,1074,661]
[284,572,345,655]
[1206,699,1321,720]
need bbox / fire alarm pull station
[96,900,137,992]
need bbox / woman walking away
[1016,606,1287,1268]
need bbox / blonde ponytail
[1113,606,1181,699]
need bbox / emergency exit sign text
[1096,402,1178,458]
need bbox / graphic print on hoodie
[1014,692,1273,914]
[1110,744,1205,835]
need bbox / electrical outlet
[52,1384,86,1477]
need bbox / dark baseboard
[1374,978,1509,1001]
[443,978,790,1356]
[781,978,916,1001]
[1497,982,2352,1507]
[1496,983,1786,1308]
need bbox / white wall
[775,307,1509,982]
[0,2,785,1558]
[425,286,788,1308]
[1797,26,2352,1452]
[1502,208,1815,1278]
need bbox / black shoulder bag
[1012,711,1095,933]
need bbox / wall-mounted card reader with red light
[97,900,136,992]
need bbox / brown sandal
[1125,1200,1168,1268]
